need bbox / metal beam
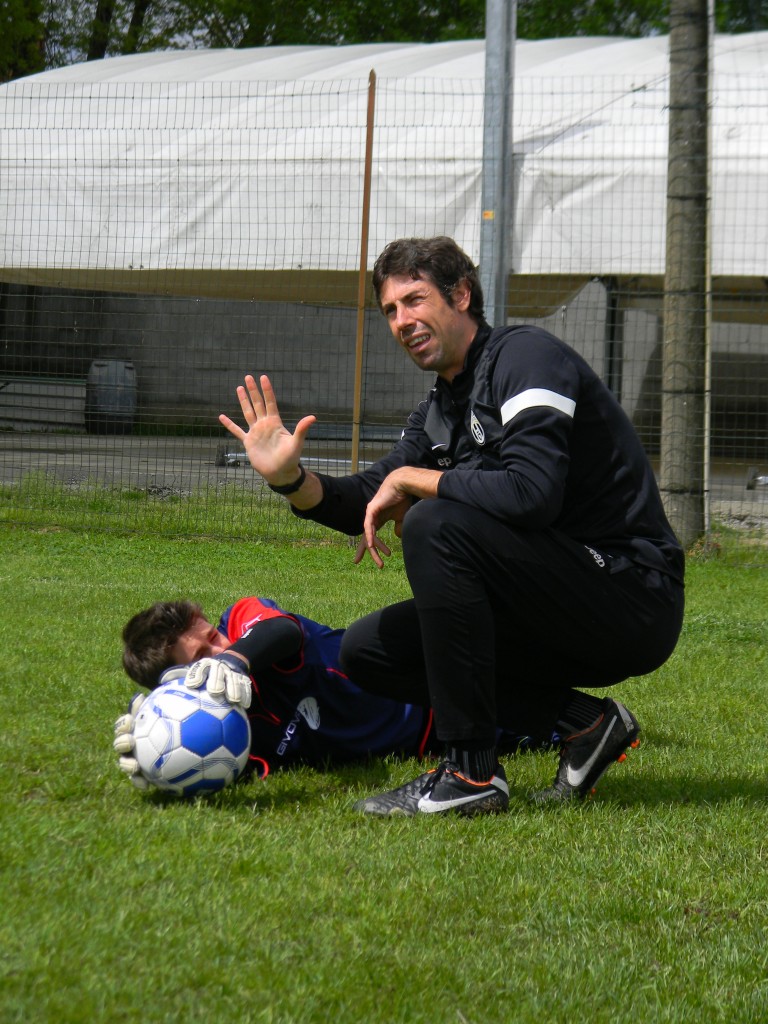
[480,0,517,326]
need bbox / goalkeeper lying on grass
[114,597,557,786]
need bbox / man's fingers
[237,381,262,422]
[244,374,266,416]
[353,537,368,564]
[367,545,384,569]
[294,415,317,443]
[259,374,280,417]
[218,413,245,441]
[356,529,390,569]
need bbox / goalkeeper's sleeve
[227,615,303,672]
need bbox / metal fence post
[480,0,517,326]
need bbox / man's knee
[401,498,474,555]
[339,616,368,678]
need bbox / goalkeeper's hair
[122,600,204,689]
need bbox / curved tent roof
[15,34,766,81]
[1,35,767,317]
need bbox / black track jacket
[294,323,684,583]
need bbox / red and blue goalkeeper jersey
[217,597,433,776]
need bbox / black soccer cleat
[354,761,509,817]
[353,770,436,817]
[417,760,509,816]
[531,698,640,805]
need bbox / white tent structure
[1,35,767,319]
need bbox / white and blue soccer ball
[132,679,251,796]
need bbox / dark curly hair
[122,600,204,689]
[372,236,486,324]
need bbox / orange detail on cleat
[617,738,640,765]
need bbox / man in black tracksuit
[220,236,685,817]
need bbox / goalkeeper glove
[178,653,253,709]
[113,692,151,790]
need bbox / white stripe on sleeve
[500,388,576,425]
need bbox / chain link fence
[1,64,766,560]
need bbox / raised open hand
[219,374,317,484]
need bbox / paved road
[0,433,383,492]
[1,431,766,525]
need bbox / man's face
[379,273,476,382]
[169,615,231,665]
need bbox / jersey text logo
[586,546,606,568]
[276,698,321,757]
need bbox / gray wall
[1,280,766,457]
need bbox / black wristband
[213,651,250,675]
[267,463,306,495]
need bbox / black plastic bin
[85,359,137,435]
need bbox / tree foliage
[517,0,669,38]
[715,0,768,31]
[11,0,768,80]
[0,0,45,81]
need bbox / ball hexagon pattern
[132,678,251,796]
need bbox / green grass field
[1,525,766,1023]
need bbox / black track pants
[340,499,684,745]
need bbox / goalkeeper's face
[170,615,231,666]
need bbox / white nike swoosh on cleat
[417,778,509,814]
[565,717,618,788]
